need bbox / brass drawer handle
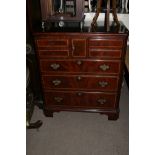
[76,60,82,65]
[98,81,108,87]
[77,92,83,96]
[50,63,60,70]
[52,79,61,86]
[99,64,110,71]
[76,76,82,81]
[97,99,107,104]
[54,97,63,103]
[72,45,75,51]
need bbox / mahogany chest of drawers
[34,25,128,120]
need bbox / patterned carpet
[27,80,129,155]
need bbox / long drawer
[40,59,121,74]
[44,91,117,109]
[42,75,119,91]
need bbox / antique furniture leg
[26,58,43,129]
[112,0,120,26]
[44,109,54,117]
[27,120,43,129]
[91,0,119,31]
[88,0,92,12]
[104,0,110,31]
[125,0,129,13]
[34,100,44,109]
[108,112,119,120]
[121,0,125,13]
[100,111,119,120]
[91,0,102,27]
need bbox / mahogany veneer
[34,25,128,120]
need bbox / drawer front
[88,38,123,58]
[37,50,69,58]
[36,38,69,57]
[40,59,121,74]
[42,75,119,91]
[44,91,117,108]
[36,39,69,47]
[89,39,123,48]
[89,48,122,58]
[71,39,86,57]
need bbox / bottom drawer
[44,91,117,109]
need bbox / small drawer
[36,39,69,52]
[89,39,123,48]
[71,39,86,57]
[89,48,122,58]
[37,50,69,58]
[44,91,117,109]
[40,59,121,74]
[36,39,68,47]
[42,75,119,91]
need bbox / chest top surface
[33,22,128,36]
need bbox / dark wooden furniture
[39,0,85,28]
[40,0,84,20]
[31,24,128,120]
[124,45,129,87]
[26,57,43,129]
[27,0,128,120]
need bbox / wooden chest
[34,27,128,120]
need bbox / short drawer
[44,91,117,109]
[37,50,69,58]
[89,48,122,58]
[36,39,69,47]
[40,59,121,74]
[42,75,119,91]
[89,39,123,48]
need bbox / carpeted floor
[27,81,129,155]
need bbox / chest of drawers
[34,27,128,120]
